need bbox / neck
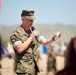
[21,24,29,30]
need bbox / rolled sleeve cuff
[13,41,22,48]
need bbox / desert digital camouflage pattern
[10,26,39,74]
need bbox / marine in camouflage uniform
[10,9,61,75]
[47,46,57,75]
[10,10,40,75]
[10,26,39,75]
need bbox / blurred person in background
[0,35,7,58]
[0,35,1,68]
[0,35,7,75]
[10,10,62,75]
[55,36,76,75]
[47,45,57,75]
[39,44,50,75]
[6,42,15,59]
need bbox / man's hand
[53,32,62,41]
[30,30,40,39]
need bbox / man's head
[21,10,35,20]
[21,10,35,30]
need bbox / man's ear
[22,17,24,21]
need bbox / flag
[42,45,50,54]
[0,0,2,10]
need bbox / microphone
[31,26,39,42]
[31,26,35,31]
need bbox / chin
[28,26,31,29]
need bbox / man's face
[22,17,34,29]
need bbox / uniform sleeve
[10,32,22,48]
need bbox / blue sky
[0,0,76,26]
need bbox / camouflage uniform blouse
[10,26,39,74]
